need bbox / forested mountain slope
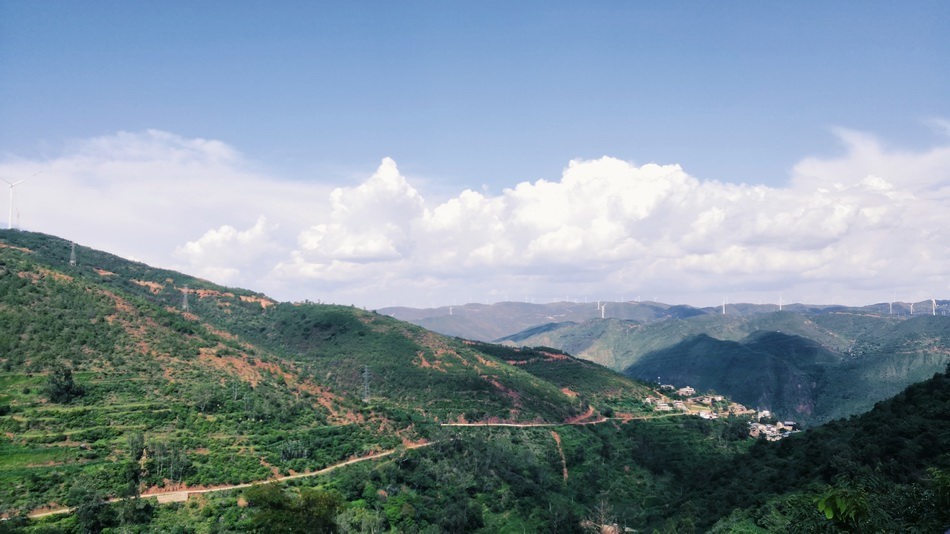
[692,364,950,532]
[0,230,651,519]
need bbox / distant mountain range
[386,300,950,425]
[380,299,943,343]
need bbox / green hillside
[0,230,664,522]
[623,332,840,420]
[464,342,654,416]
[690,364,950,532]
[19,367,948,533]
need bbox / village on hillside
[645,385,800,441]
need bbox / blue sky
[4,2,947,188]
[1,2,949,308]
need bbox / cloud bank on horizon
[2,127,948,309]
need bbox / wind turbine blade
[3,173,38,187]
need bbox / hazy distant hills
[379,299,915,343]
[501,309,950,425]
[387,300,950,425]
[380,300,712,341]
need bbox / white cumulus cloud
[174,216,281,284]
[3,127,949,308]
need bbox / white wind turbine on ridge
[2,173,38,230]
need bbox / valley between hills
[1,230,949,533]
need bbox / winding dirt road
[27,442,433,519]
[26,412,689,520]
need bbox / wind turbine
[932,298,937,316]
[600,302,606,319]
[2,173,38,230]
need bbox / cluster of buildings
[646,386,798,441]
[645,384,745,417]
[749,410,800,441]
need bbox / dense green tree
[297,487,344,532]
[44,364,84,403]
[126,432,145,461]
[244,484,343,533]
[66,479,114,533]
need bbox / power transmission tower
[362,366,370,402]
[182,285,189,311]
[69,243,77,267]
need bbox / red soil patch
[566,405,598,424]
[416,352,433,369]
[259,457,281,478]
[99,289,163,358]
[131,279,164,294]
[483,376,523,416]
[0,242,32,253]
[400,435,430,448]
[203,323,239,341]
[192,288,235,299]
[93,268,115,276]
[560,387,578,398]
[195,348,361,424]
[473,353,499,368]
[197,348,267,386]
[239,295,276,309]
[415,351,448,372]
[17,271,39,281]
[15,267,69,282]
[178,310,200,321]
